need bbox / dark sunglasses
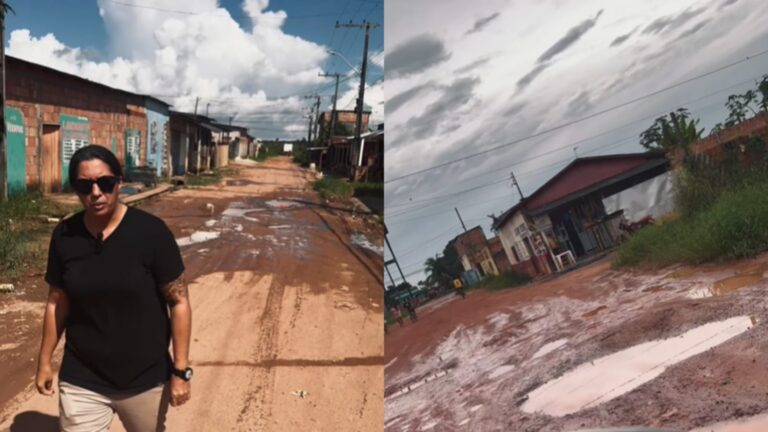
[73,176,120,195]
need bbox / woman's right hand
[35,364,55,396]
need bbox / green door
[4,107,26,196]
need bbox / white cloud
[7,0,383,140]
[385,0,768,279]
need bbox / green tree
[758,75,768,112]
[639,108,704,155]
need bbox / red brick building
[6,55,167,192]
[454,226,499,277]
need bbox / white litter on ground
[204,219,217,227]
[521,316,754,416]
[531,339,569,360]
[350,233,384,256]
[176,231,221,247]
[487,312,510,330]
[266,200,300,209]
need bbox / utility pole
[0,2,13,200]
[319,72,341,146]
[302,94,319,142]
[205,103,210,118]
[313,95,321,144]
[384,224,413,296]
[193,97,201,173]
[510,170,524,201]
[306,113,313,142]
[336,20,379,179]
[455,207,468,232]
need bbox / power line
[385,73,765,214]
[385,48,768,184]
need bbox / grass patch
[314,177,355,201]
[474,271,533,291]
[185,173,220,187]
[184,166,239,188]
[292,149,311,168]
[353,182,383,198]
[615,182,768,268]
[0,193,79,277]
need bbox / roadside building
[493,153,671,275]
[453,226,499,278]
[488,236,513,273]
[5,55,161,193]
[143,96,173,178]
[318,108,372,176]
[168,111,217,175]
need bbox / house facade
[5,55,159,193]
[493,153,672,276]
[453,226,499,278]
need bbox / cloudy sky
[6,0,383,140]
[384,0,768,284]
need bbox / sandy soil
[385,254,768,432]
[0,157,384,431]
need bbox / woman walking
[36,145,193,431]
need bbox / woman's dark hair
[68,145,123,187]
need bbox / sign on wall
[125,129,141,170]
[60,115,90,187]
[5,107,26,196]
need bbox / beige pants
[59,381,170,432]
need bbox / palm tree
[639,108,704,156]
[424,256,453,291]
[758,75,768,113]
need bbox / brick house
[5,55,170,193]
[453,226,499,278]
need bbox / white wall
[497,211,531,264]
[602,172,675,222]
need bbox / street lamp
[327,50,360,76]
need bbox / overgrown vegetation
[313,178,384,201]
[474,271,533,291]
[252,142,285,162]
[185,166,239,187]
[0,193,79,277]
[615,181,768,267]
[616,75,768,268]
[292,148,311,167]
[313,177,355,201]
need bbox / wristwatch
[172,367,194,381]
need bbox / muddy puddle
[688,272,765,299]
[521,316,754,416]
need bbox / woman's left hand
[170,376,191,407]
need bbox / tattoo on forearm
[163,279,188,305]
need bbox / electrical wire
[385,48,768,184]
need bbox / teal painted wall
[5,107,26,196]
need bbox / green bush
[475,271,532,291]
[0,193,67,276]
[292,149,311,168]
[615,182,768,268]
[313,177,354,201]
[353,182,383,197]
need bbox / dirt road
[385,254,768,432]
[0,157,384,431]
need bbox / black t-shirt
[45,206,185,394]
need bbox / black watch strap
[172,367,193,381]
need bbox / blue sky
[5,0,383,139]
[6,0,383,72]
